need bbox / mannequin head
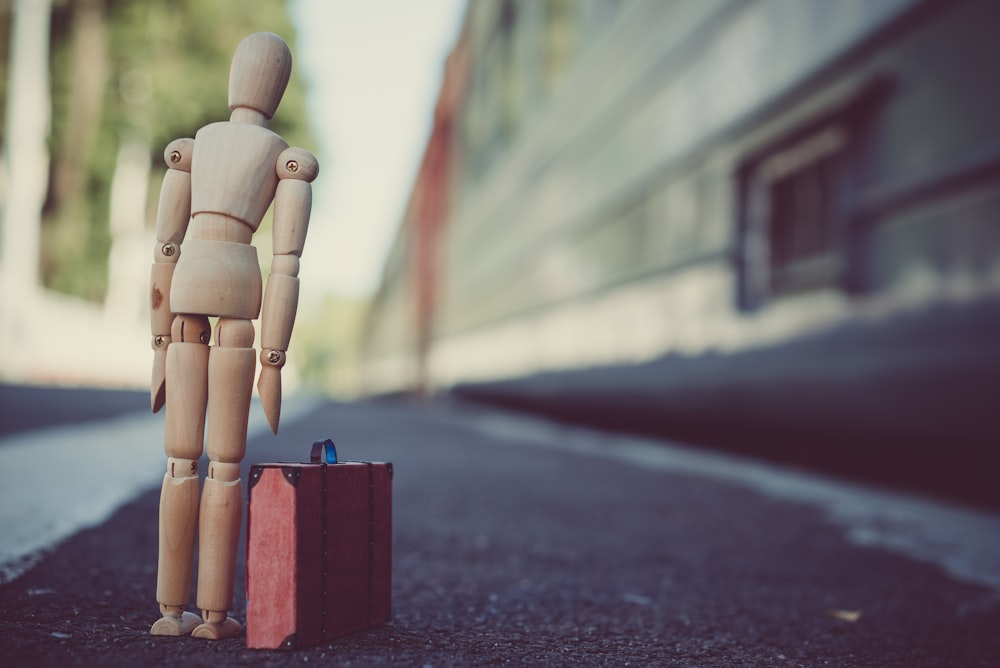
[228,32,292,123]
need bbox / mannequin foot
[192,610,242,640]
[150,608,201,636]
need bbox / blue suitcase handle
[310,438,338,464]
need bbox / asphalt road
[1,389,999,666]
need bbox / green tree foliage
[1,0,315,301]
[107,0,311,151]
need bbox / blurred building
[363,0,1000,402]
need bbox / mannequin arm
[150,138,194,412]
[258,146,319,433]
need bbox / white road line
[455,404,1000,593]
[0,395,322,584]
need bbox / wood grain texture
[154,153,192,245]
[149,262,175,335]
[228,32,291,120]
[163,340,208,461]
[169,239,262,319]
[260,273,299,351]
[205,344,255,464]
[190,122,286,231]
[154,472,199,607]
[272,179,312,256]
[196,477,242,613]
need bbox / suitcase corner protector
[280,466,303,487]
[248,465,264,489]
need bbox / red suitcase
[245,440,392,649]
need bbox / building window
[759,126,847,296]
[738,78,888,309]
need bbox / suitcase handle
[310,438,338,464]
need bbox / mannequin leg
[151,315,210,636]
[192,318,255,640]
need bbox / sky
[289,0,467,302]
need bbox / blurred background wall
[363,0,1000,394]
[360,0,1000,504]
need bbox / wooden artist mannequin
[148,32,318,640]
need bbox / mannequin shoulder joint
[276,147,318,182]
[163,138,194,172]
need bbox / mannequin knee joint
[207,461,241,482]
[215,319,254,348]
[166,457,199,479]
[171,315,211,344]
